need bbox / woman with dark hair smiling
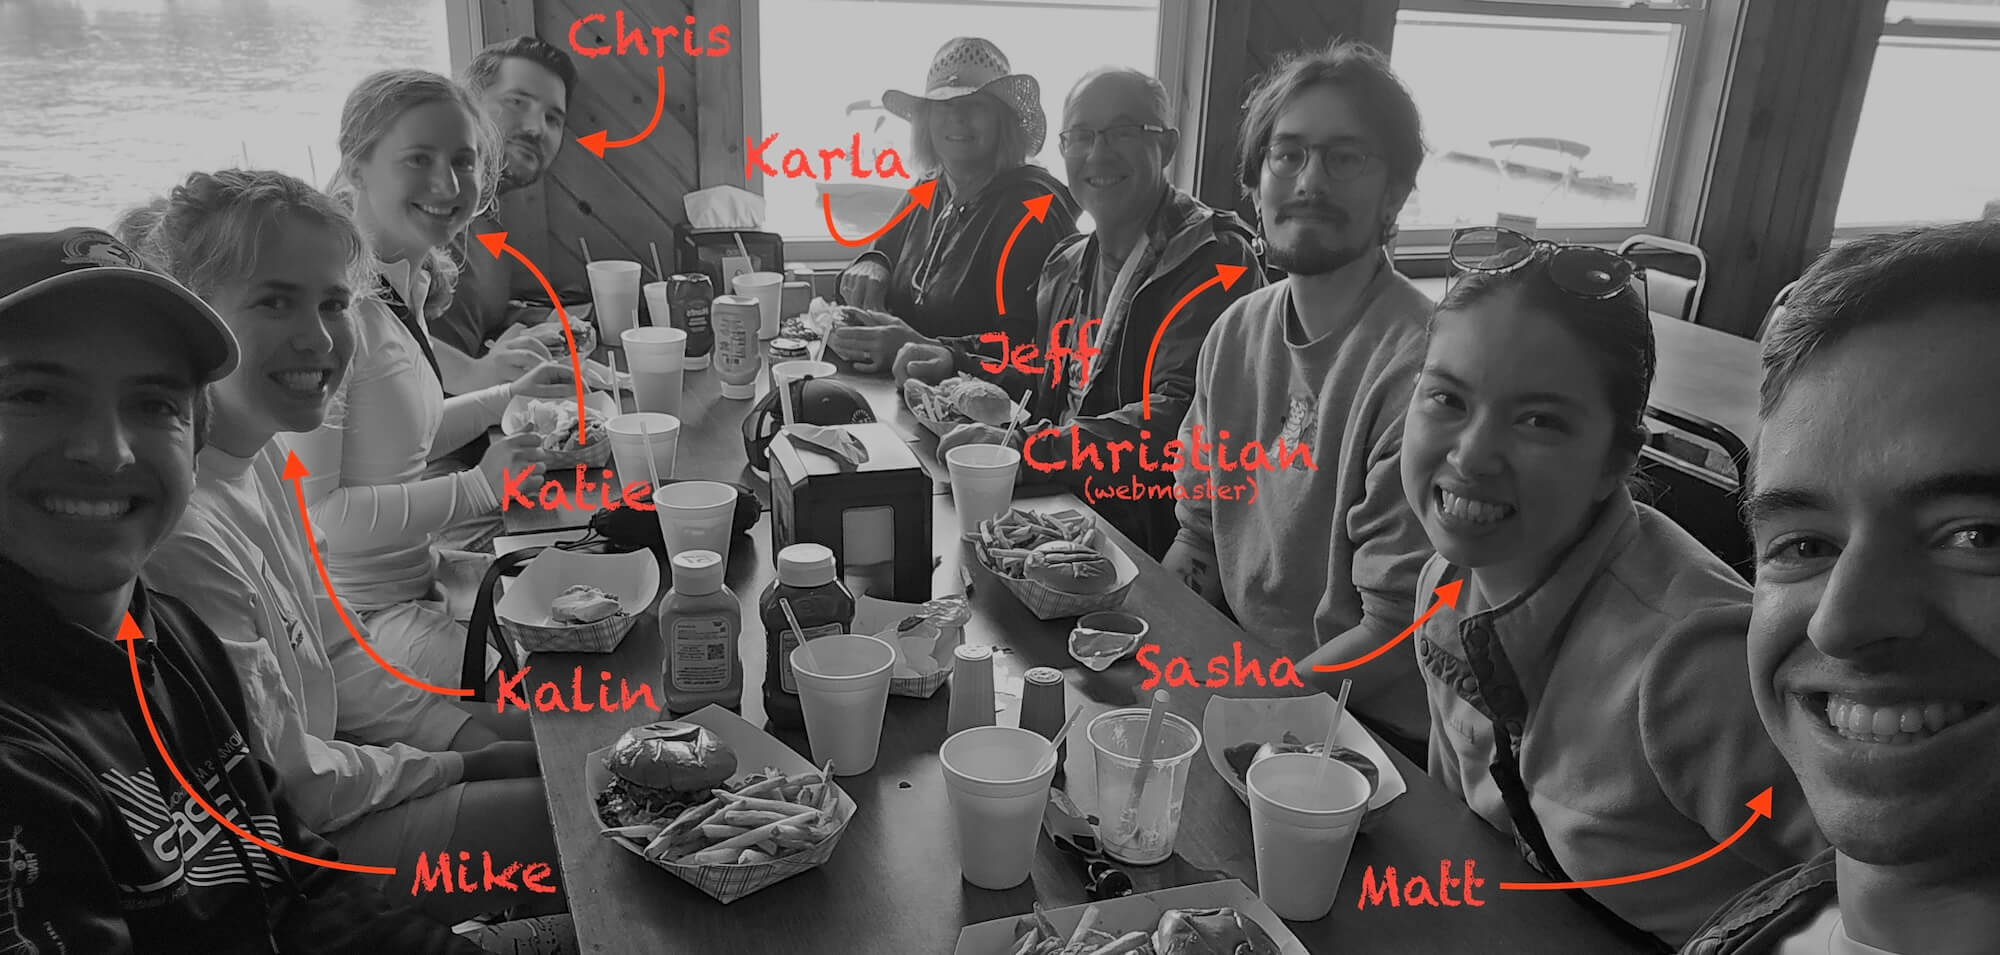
[825,37,1079,373]
[1337,228,1825,948]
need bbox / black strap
[460,547,540,700]
[380,275,445,396]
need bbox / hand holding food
[892,341,957,386]
[508,360,578,399]
[904,374,1017,427]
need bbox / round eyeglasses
[1262,141,1379,182]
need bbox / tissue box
[768,423,933,602]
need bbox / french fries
[1004,903,1138,954]
[969,508,1101,579]
[615,764,844,866]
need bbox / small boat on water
[1440,135,1639,201]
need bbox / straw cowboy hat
[882,37,1047,154]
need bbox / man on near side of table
[1682,222,2000,955]
[1165,40,1436,753]
[895,66,1265,558]
[0,228,481,954]
[431,36,581,395]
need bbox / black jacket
[0,560,479,955]
[860,164,1080,345]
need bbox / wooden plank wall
[1692,0,1887,337]
[1193,0,1398,216]
[491,0,737,291]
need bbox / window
[0,0,452,233]
[750,0,1182,257]
[1390,0,1704,245]
[1835,0,2000,230]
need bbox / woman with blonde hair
[282,69,570,690]
[826,37,1080,372]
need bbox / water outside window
[1391,11,1678,232]
[1,0,452,233]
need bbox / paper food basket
[979,542,1138,621]
[494,549,659,655]
[952,879,1309,955]
[587,705,856,903]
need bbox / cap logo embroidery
[60,231,143,270]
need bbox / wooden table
[514,489,1648,954]
[1412,275,1762,471]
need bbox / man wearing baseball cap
[0,228,481,953]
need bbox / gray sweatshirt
[1174,252,1435,741]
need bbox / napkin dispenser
[769,422,932,601]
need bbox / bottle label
[778,622,847,693]
[668,616,735,692]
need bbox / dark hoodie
[855,164,1080,344]
[0,560,479,955]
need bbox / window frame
[742,0,1201,266]
[1831,4,2000,237]
[1391,0,1710,252]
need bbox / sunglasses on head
[1448,227,1645,303]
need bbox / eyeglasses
[1262,140,1379,182]
[1058,123,1168,157]
[1448,227,1644,302]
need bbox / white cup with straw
[784,597,894,777]
[1246,678,1371,921]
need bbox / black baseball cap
[0,228,238,383]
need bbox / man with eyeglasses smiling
[1161,40,1438,753]
[896,66,1263,556]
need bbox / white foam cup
[939,725,1059,890]
[1247,753,1371,921]
[789,633,896,776]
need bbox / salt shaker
[946,644,996,736]
[1019,666,1068,787]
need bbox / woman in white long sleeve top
[123,168,559,925]
[280,69,569,687]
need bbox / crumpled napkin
[683,184,767,231]
[782,423,870,469]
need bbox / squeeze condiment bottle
[711,293,762,400]
[659,550,743,716]
[760,543,855,731]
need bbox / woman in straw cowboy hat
[827,37,1079,374]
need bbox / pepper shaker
[946,644,996,736]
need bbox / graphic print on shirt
[98,736,284,896]
[257,558,313,654]
[1,827,44,955]
[1277,391,1318,452]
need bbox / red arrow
[578,66,666,157]
[283,452,472,699]
[476,231,589,445]
[1311,579,1462,673]
[995,194,1055,315]
[1139,263,1250,418]
[823,179,939,247]
[119,614,398,875]
[1502,789,1775,890]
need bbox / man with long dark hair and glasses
[1161,39,1436,753]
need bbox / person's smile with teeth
[1813,692,1991,743]
[1435,484,1514,526]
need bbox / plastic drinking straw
[607,352,624,410]
[649,241,666,282]
[306,146,318,186]
[637,418,662,491]
[240,141,250,166]
[732,231,753,266]
[1314,679,1355,788]
[1116,689,1171,837]
[579,237,593,263]
[1001,392,1028,447]
[1031,704,1085,777]
[779,598,822,673]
